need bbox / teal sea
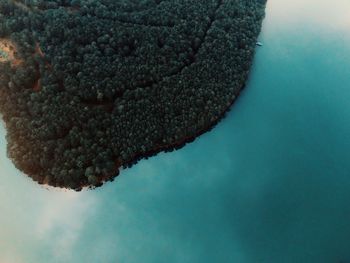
[1,0,350,262]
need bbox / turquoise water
[1,0,350,262]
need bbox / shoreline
[27,79,249,191]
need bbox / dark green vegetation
[0,0,266,190]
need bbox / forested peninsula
[0,0,266,190]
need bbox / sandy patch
[0,39,22,66]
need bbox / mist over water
[1,0,350,262]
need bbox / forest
[0,0,266,190]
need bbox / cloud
[33,191,98,261]
[267,0,350,32]
[0,254,25,263]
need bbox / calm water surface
[1,0,350,262]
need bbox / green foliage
[0,0,266,190]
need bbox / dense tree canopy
[0,0,266,190]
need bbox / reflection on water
[1,0,350,262]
